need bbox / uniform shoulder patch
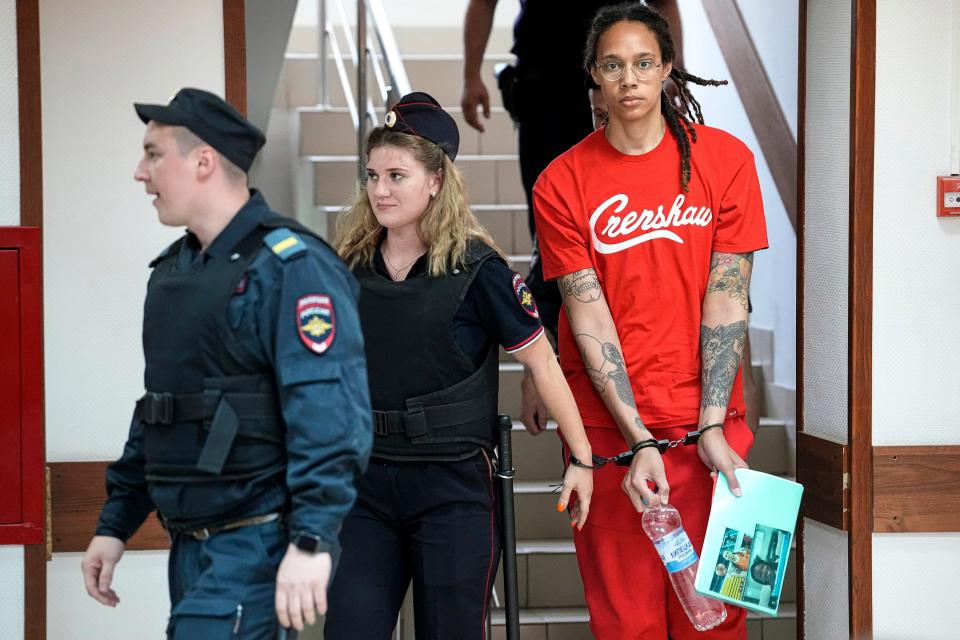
[297,294,336,354]
[512,272,540,319]
[264,228,307,261]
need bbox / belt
[181,512,281,541]
[135,391,278,426]
[372,394,492,438]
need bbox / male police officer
[81,88,372,638]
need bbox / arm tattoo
[700,321,747,409]
[575,334,636,407]
[706,252,753,311]
[558,268,601,304]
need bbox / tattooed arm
[557,268,669,510]
[696,251,754,495]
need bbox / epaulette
[148,238,183,268]
[463,239,498,266]
[263,227,308,261]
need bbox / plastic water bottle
[642,503,726,631]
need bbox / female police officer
[324,92,594,639]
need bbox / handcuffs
[568,423,724,470]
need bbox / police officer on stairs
[324,92,594,640]
[80,87,372,639]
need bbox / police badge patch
[297,294,336,354]
[512,273,539,319]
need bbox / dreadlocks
[584,2,728,191]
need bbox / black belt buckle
[373,411,389,437]
[142,392,174,425]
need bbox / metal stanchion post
[496,414,521,640]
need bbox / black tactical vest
[138,215,328,483]
[354,241,500,461]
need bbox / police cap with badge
[135,87,266,172]
[383,92,460,160]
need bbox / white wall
[39,0,224,635]
[870,2,960,638]
[0,0,19,226]
[0,547,24,640]
[1,0,25,636]
[873,0,959,446]
[41,0,224,462]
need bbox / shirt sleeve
[259,238,373,554]
[95,414,156,541]
[711,146,769,254]
[469,259,544,353]
[532,162,594,281]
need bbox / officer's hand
[81,535,125,606]
[559,464,592,531]
[520,370,548,435]
[275,546,332,632]
[697,427,748,497]
[622,448,669,512]
[461,77,491,132]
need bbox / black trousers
[515,74,594,337]
[324,451,502,640]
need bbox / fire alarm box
[937,175,960,217]
[0,227,44,545]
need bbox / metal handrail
[315,0,411,170]
[358,0,412,162]
[366,0,411,106]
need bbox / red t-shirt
[533,124,768,429]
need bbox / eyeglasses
[595,59,662,83]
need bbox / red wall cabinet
[0,227,44,544]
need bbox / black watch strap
[292,533,331,554]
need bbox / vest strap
[371,394,493,439]
[195,399,240,475]
[136,391,282,444]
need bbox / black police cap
[134,88,266,172]
[383,92,460,160]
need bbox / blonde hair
[335,128,506,276]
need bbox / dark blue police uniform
[325,244,543,639]
[96,190,372,639]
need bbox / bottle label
[653,528,698,573]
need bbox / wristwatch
[291,533,329,554]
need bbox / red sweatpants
[567,416,754,639]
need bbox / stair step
[491,606,589,626]
[515,539,575,554]
[282,54,507,109]
[511,420,558,432]
[489,603,798,640]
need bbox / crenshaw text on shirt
[590,193,712,254]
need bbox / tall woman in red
[532,3,768,638]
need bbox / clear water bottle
[642,503,726,631]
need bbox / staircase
[279,22,797,640]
